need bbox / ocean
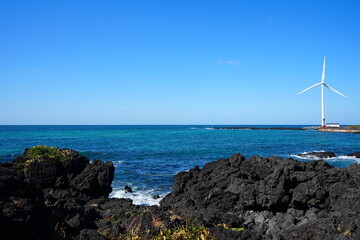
[1,125,359,205]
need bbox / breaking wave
[110,188,169,206]
[291,151,360,167]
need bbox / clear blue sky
[1,0,359,125]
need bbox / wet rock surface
[346,151,360,158]
[296,151,337,159]
[1,147,359,239]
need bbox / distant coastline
[319,127,360,134]
[213,125,360,134]
[213,126,305,130]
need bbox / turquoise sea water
[1,125,359,205]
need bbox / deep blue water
[1,125,359,205]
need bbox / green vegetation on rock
[27,145,61,160]
[16,145,73,169]
[217,223,245,232]
[153,221,215,240]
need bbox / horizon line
[0,124,344,126]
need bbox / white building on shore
[326,123,340,128]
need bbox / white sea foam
[110,188,168,206]
[291,150,329,160]
[291,151,359,162]
[327,155,360,163]
[337,155,359,160]
[112,161,123,167]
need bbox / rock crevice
[161,153,360,239]
[1,147,359,239]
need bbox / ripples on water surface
[1,125,359,205]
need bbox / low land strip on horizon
[214,125,360,134]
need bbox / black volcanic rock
[296,151,336,159]
[0,146,206,240]
[346,151,360,158]
[13,147,90,188]
[124,185,133,193]
[0,146,115,239]
[161,153,360,239]
[70,160,114,198]
[2,147,360,239]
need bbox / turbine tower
[297,57,346,129]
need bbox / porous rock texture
[161,153,360,239]
[0,147,207,240]
[0,147,114,239]
[1,147,360,240]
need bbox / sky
[0,0,359,125]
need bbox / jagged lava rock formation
[0,146,114,239]
[161,153,360,239]
[1,147,359,239]
[0,146,213,240]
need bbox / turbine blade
[297,82,322,95]
[324,84,347,97]
[322,56,326,83]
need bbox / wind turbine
[297,57,346,129]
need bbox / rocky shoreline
[1,146,360,239]
[295,151,360,159]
